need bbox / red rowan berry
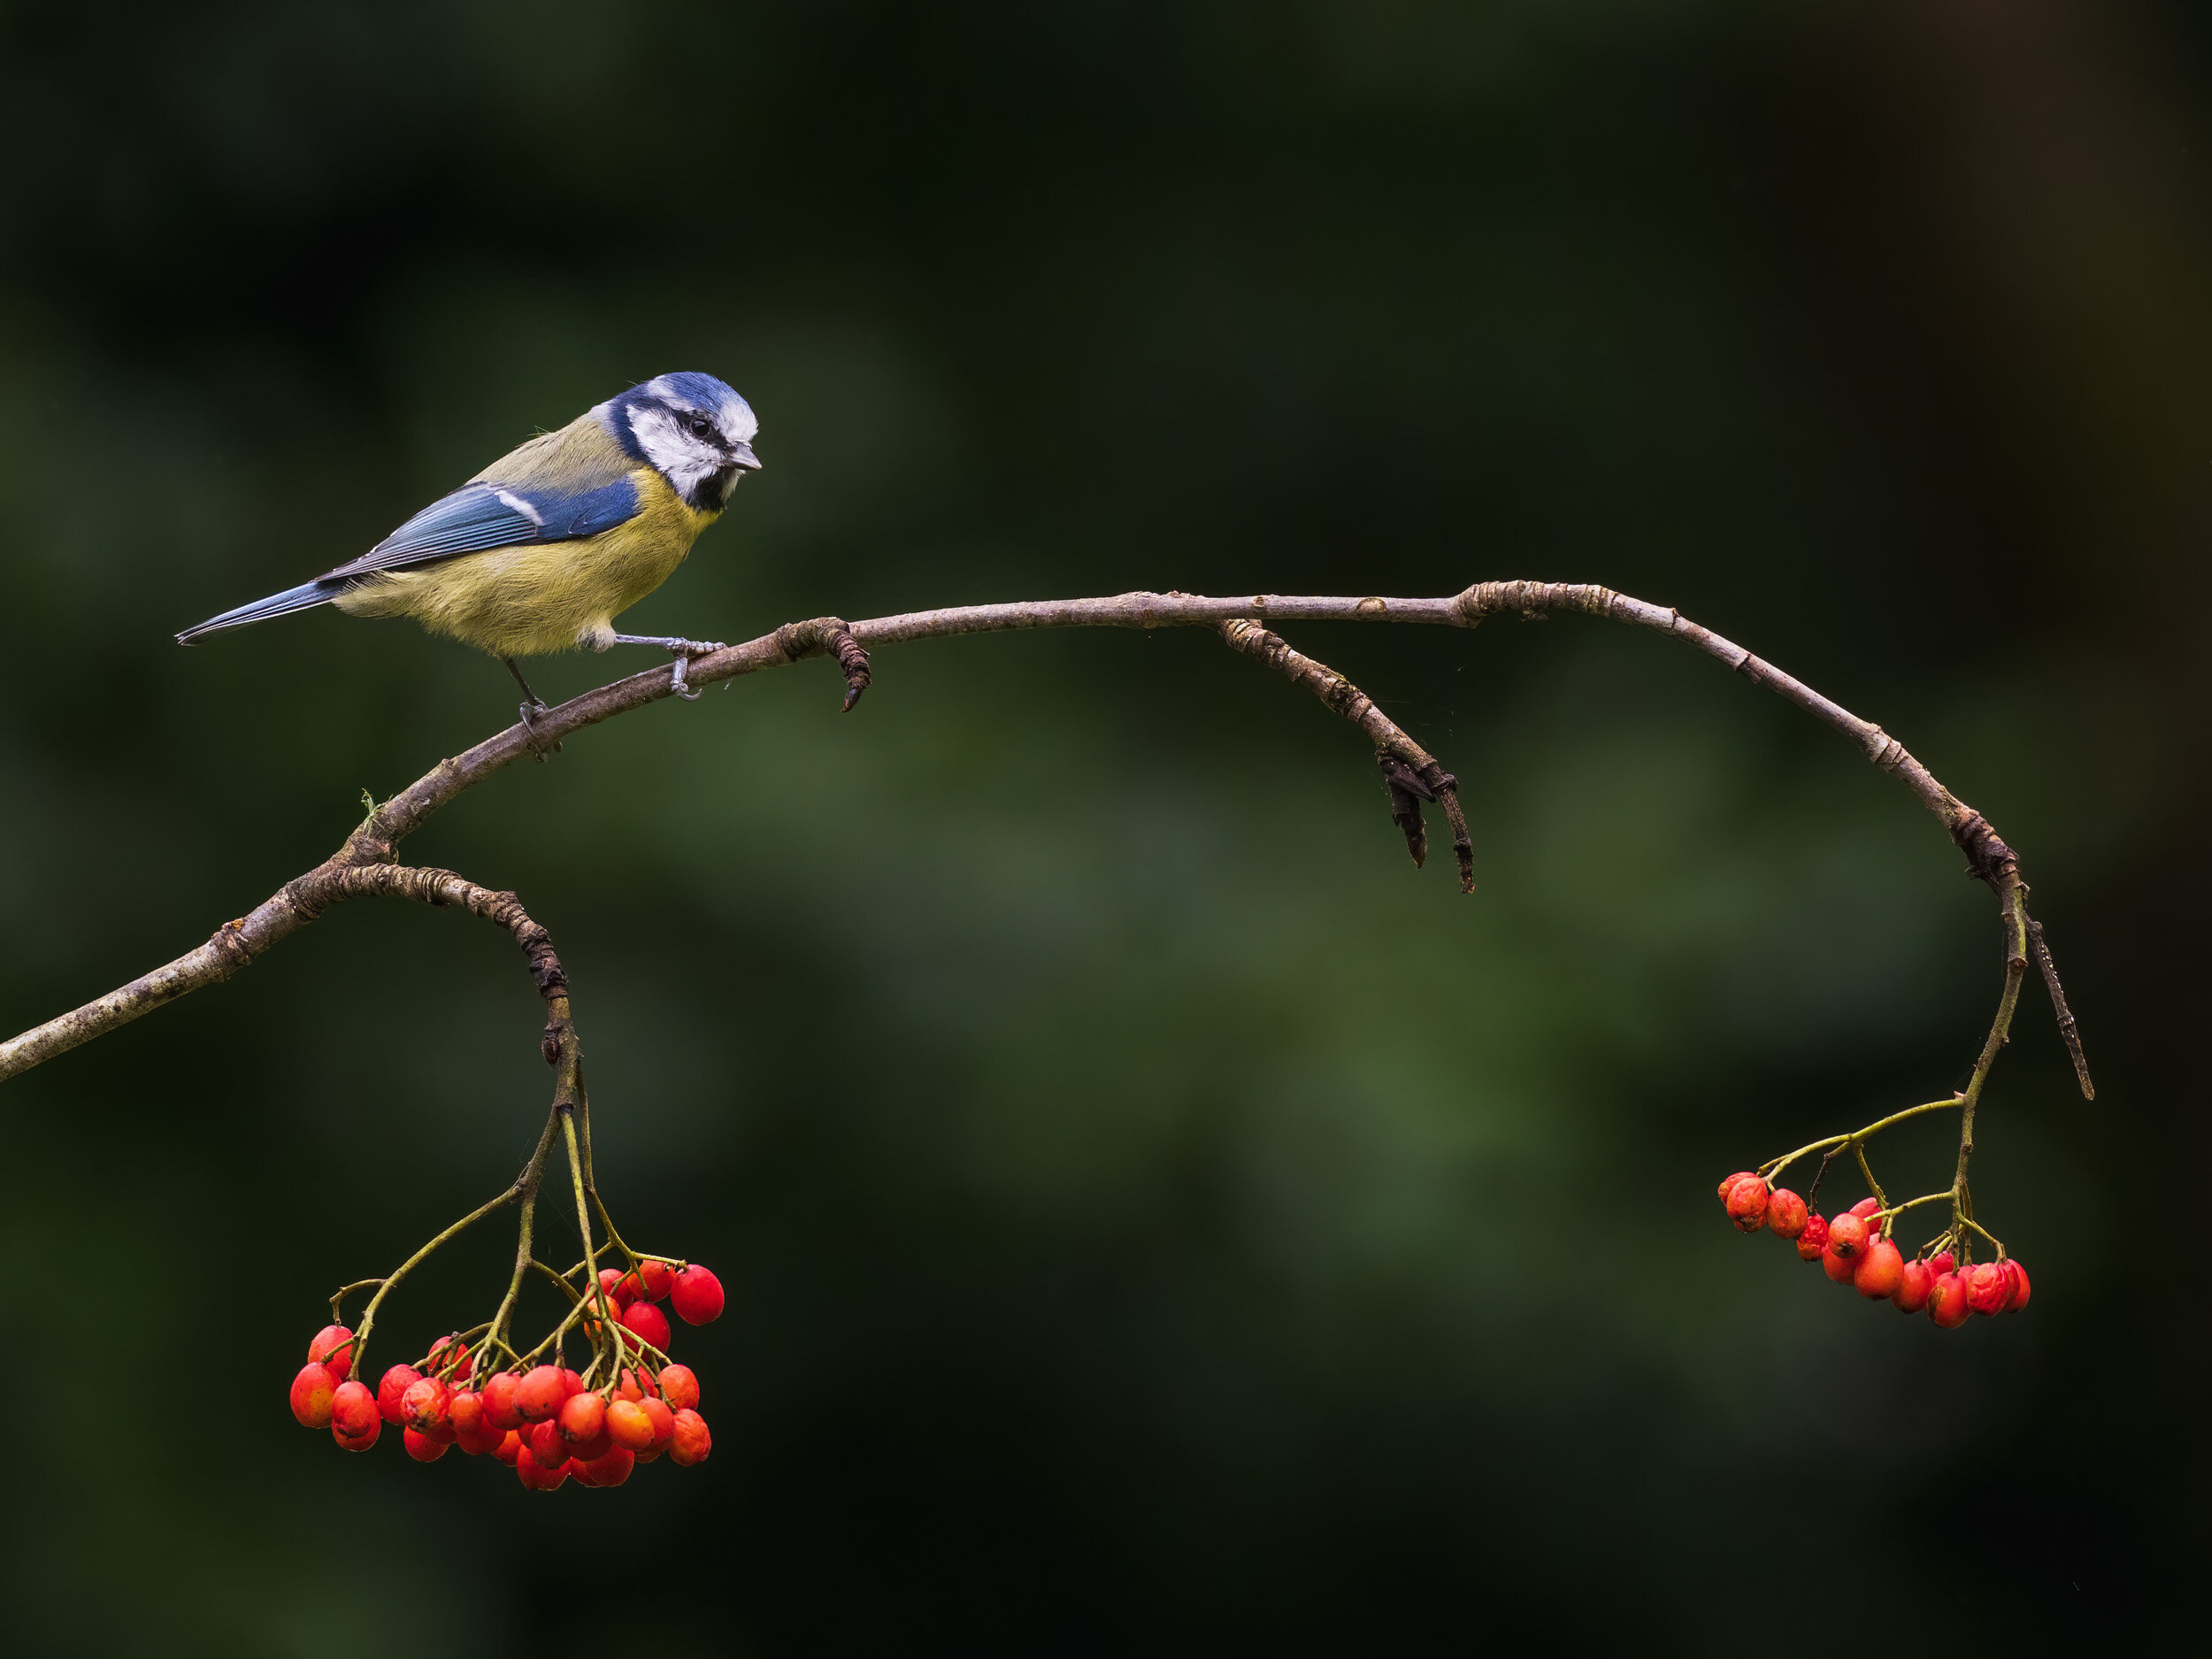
[516,1365,565,1423]
[639,1260,675,1302]
[672,1265,725,1325]
[403,1427,449,1463]
[481,1371,525,1431]
[402,1376,451,1436]
[606,1399,656,1452]
[582,1446,635,1487]
[1821,1243,1858,1284]
[377,1365,423,1426]
[669,1408,711,1466]
[1854,1237,1905,1300]
[515,1446,568,1490]
[1927,1250,1956,1279]
[1765,1189,1808,1240]
[2002,1259,2032,1311]
[622,1299,672,1353]
[597,1267,630,1310]
[657,1363,700,1412]
[1795,1214,1829,1263]
[1717,1171,1757,1200]
[447,1388,483,1436]
[1724,1177,1770,1234]
[289,1363,339,1429]
[449,1391,503,1455]
[1926,1271,1971,1329]
[641,1396,675,1458]
[1891,1258,1935,1314]
[557,1393,606,1447]
[1966,1261,2014,1317]
[616,1366,658,1403]
[1848,1197,1882,1220]
[1825,1214,1870,1260]
[330,1380,380,1450]
[560,1368,586,1398]
[492,1429,524,1466]
[529,1418,567,1469]
[308,1325,357,1379]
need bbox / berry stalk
[280,887,726,1488]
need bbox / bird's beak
[730,442,761,472]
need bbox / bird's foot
[503,657,562,759]
[611,634,727,701]
[518,698,563,761]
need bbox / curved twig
[0,582,2091,1118]
[1215,618,1475,890]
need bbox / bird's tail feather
[174,580,343,644]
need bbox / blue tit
[177,372,762,722]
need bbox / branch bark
[0,580,2092,1103]
[1215,618,1475,890]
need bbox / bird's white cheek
[630,414,718,495]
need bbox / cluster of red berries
[1718,1172,2031,1325]
[285,1259,726,1490]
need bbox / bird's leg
[609,634,727,702]
[503,657,562,761]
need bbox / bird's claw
[518,698,563,761]
[668,639,725,702]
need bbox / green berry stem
[1854,1143,1888,1213]
[344,1183,519,1381]
[1945,883,2032,1246]
[1758,1097,1962,1188]
[559,1105,624,1384]
[326,1279,384,1323]
[588,1194,648,1274]
[413,1323,491,1375]
[1755,875,2040,1256]
[1956,1212,2006,1259]
[1877,1190,1955,1225]
[488,1102,566,1362]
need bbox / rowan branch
[2028,916,2093,1101]
[280,863,574,1062]
[0,581,2091,1116]
[1216,618,1475,890]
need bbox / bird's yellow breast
[334,468,718,659]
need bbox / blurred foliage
[2,0,2208,1652]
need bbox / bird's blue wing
[317,459,641,584]
[527,477,641,541]
[317,484,538,581]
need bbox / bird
[176,372,762,735]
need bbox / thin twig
[0,582,2088,1097]
[2028,918,2094,1101]
[1214,618,1476,890]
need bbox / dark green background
[1,1,2202,1652]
